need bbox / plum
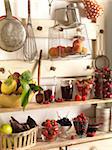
[12,72,21,88]
[12,72,20,80]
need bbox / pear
[1,77,17,95]
[14,86,23,95]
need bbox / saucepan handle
[4,0,12,18]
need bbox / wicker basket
[0,94,21,108]
[0,92,34,108]
[0,127,38,150]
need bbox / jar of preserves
[61,80,73,100]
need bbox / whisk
[23,0,37,61]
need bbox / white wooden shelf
[30,132,112,150]
[0,98,112,113]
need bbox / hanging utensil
[95,29,110,70]
[23,0,37,61]
[55,3,81,27]
[36,50,44,104]
[92,39,97,59]
[0,0,26,52]
[31,59,38,76]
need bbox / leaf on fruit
[20,70,32,83]
[21,89,31,110]
[29,84,43,92]
[4,77,13,86]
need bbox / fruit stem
[8,70,13,76]
[56,111,61,119]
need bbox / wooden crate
[0,127,38,150]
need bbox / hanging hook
[0,67,5,73]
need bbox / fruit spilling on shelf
[41,119,59,141]
[73,113,88,137]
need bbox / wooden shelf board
[0,99,112,113]
[30,132,112,150]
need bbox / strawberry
[46,120,51,124]
[42,129,48,136]
[53,130,57,136]
[46,123,52,128]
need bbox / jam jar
[61,80,73,100]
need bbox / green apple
[0,123,12,134]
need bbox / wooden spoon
[36,50,44,103]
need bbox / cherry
[43,101,50,104]
[55,98,63,103]
[70,135,75,139]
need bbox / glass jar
[61,80,73,100]
[42,84,56,102]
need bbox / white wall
[0,0,104,125]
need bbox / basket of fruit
[48,23,90,60]
[0,70,42,109]
[0,116,38,150]
[41,119,59,142]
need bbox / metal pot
[55,3,81,26]
[0,0,26,52]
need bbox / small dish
[87,123,102,137]
[59,125,72,138]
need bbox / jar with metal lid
[61,80,73,100]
